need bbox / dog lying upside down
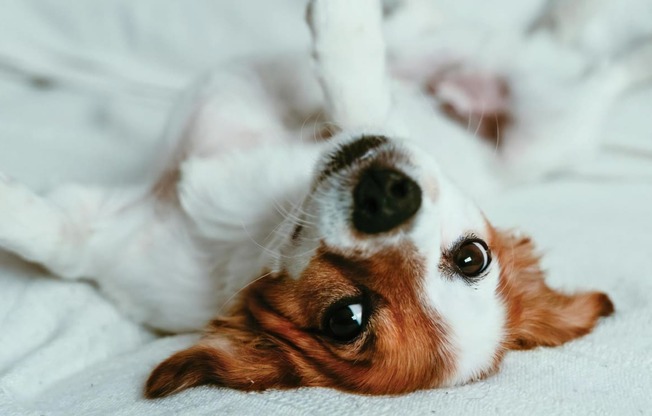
[1,0,650,397]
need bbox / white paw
[308,0,391,130]
[308,0,383,43]
[0,175,62,262]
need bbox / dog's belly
[92,146,321,332]
[81,203,207,332]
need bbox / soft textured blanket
[1,1,651,415]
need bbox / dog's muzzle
[320,135,423,234]
[352,165,422,234]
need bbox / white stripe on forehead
[415,174,505,385]
[425,263,504,385]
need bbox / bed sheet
[1,1,651,415]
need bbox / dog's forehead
[438,187,488,244]
[409,173,488,256]
[308,241,425,290]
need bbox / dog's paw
[308,0,381,29]
[0,173,61,256]
[307,0,392,131]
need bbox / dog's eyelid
[440,234,492,282]
[445,232,481,250]
[320,291,375,343]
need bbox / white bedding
[1,1,652,415]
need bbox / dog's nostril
[362,197,379,214]
[353,167,422,234]
[390,181,409,199]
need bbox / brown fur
[145,229,614,398]
[146,243,456,397]
[489,228,614,351]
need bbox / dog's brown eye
[323,302,364,342]
[453,239,491,278]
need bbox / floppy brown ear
[492,230,615,351]
[144,314,300,398]
[145,344,224,398]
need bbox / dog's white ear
[307,0,394,131]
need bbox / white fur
[309,0,396,132]
[0,0,651,384]
[420,174,505,386]
[405,147,505,385]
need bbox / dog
[0,0,649,398]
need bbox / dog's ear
[144,313,299,398]
[492,230,614,350]
[145,344,224,398]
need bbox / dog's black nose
[352,167,422,234]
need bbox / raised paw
[307,0,392,130]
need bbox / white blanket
[1,1,652,414]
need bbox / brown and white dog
[1,0,649,398]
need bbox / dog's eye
[323,302,364,342]
[453,239,491,278]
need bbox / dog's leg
[166,60,326,243]
[161,66,293,164]
[0,174,222,331]
[0,175,111,279]
[308,0,396,132]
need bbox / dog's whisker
[216,270,273,315]
[239,220,282,260]
[320,120,339,141]
[270,200,308,226]
[278,205,318,229]
[241,215,322,262]
[494,112,502,155]
[298,111,316,145]
[269,188,319,221]
[311,111,322,144]
[471,100,486,139]
[264,213,314,244]
[269,195,317,224]
[287,199,319,220]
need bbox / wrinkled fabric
[1,1,651,414]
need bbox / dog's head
[146,135,613,398]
